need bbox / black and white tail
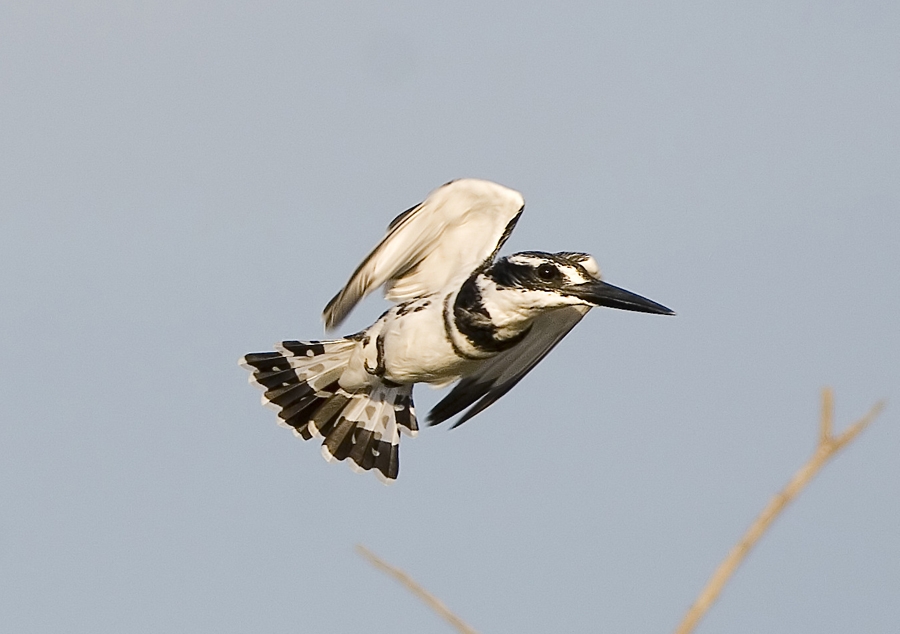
[239,340,417,482]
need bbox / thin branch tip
[820,388,834,444]
[356,544,479,634]
[674,390,885,634]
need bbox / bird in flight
[241,179,673,482]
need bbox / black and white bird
[241,179,673,482]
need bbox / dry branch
[356,544,479,634]
[354,389,883,634]
[673,388,885,634]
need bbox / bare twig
[674,388,885,634]
[356,544,480,634]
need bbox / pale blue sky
[2,2,898,632]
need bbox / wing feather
[323,179,524,330]
[427,306,590,427]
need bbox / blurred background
[1,2,898,632]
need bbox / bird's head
[484,251,675,316]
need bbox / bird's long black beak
[568,280,675,315]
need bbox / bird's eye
[537,264,559,281]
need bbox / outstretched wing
[323,179,525,330]
[427,306,590,428]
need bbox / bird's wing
[427,305,590,427]
[323,179,525,330]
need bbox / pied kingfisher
[241,179,673,482]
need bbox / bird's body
[241,179,673,482]
[341,294,476,389]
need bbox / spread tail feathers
[240,339,417,482]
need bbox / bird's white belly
[380,302,479,385]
